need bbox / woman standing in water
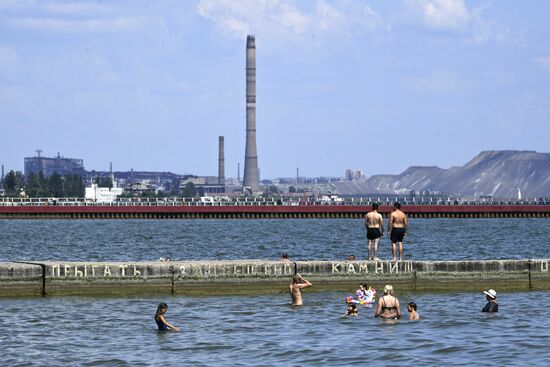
[289,274,312,306]
[374,284,401,320]
[155,303,181,332]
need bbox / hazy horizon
[1,1,549,178]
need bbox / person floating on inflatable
[357,283,377,305]
[346,283,377,306]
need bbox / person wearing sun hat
[482,289,498,312]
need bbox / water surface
[1,290,549,366]
[1,218,548,261]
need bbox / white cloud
[44,2,115,16]
[1,1,177,36]
[0,46,19,69]
[96,71,120,84]
[196,0,387,44]
[0,85,29,110]
[407,0,471,31]
[0,46,19,77]
[313,1,344,32]
[535,56,550,69]
[403,70,473,94]
[403,1,512,44]
[469,5,512,44]
[7,16,152,33]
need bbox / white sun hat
[483,289,497,299]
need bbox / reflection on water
[1,218,549,261]
[1,291,549,365]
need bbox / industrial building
[24,152,85,178]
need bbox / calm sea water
[0,218,548,261]
[1,218,550,365]
[1,290,549,366]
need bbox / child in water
[345,302,358,316]
[155,303,181,331]
[407,302,420,320]
[356,283,367,299]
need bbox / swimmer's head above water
[483,289,497,301]
[347,303,357,314]
[156,302,168,316]
[372,203,379,210]
[394,202,401,209]
[407,302,417,312]
[383,284,394,295]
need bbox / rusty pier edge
[1,204,550,219]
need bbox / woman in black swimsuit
[374,284,401,320]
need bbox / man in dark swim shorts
[390,227,406,243]
[367,227,381,240]
[388,202,408,261]
[365,203,384,260]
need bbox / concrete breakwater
[1,259,550,297]
[1,205,550,219]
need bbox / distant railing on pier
[0,196,549,207]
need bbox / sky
[1,0,549,178]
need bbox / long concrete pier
[1,259,550,297]
[1,205,550,219]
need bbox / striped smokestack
[243,35,260,192]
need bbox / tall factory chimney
[218,136,225,185]
[243,35,260,192]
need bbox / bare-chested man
[388,202,408,261]
[365,203,384,260]
[289,274,312,306]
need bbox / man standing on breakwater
[365,203,384,260]
[289,274,312,306]
[389,202,408,261]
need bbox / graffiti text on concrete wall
[331,261,414,274]
[49,263,296,278]
[51,265,143,278]
[177,264,295,277]
[47,260,550,278]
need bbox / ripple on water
[2,218,550,261]
[1,291,550,365]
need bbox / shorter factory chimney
[218,136,225,185]
[110,162,116,188]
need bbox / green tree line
[2,170,85,197]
